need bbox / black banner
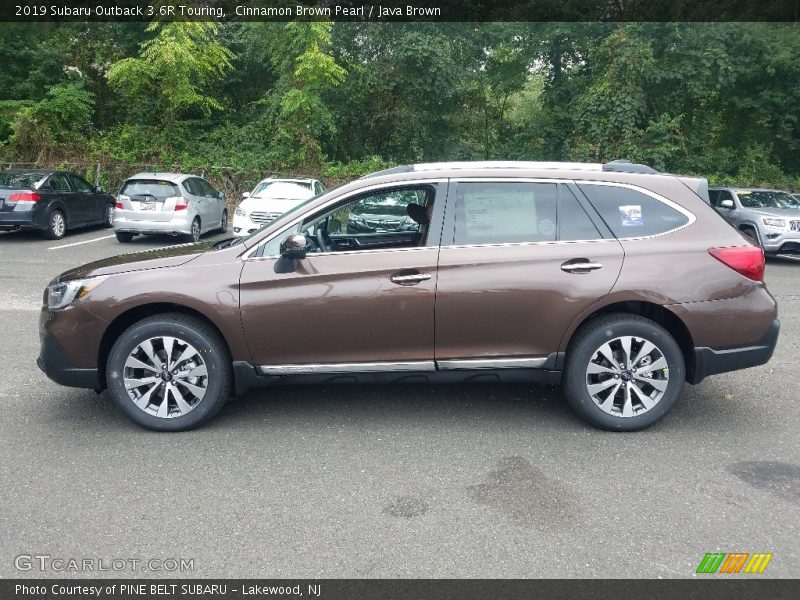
[3,579,800,600]
[1,0,799,23]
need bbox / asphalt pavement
[1,224,798,578]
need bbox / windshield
[250,181,313,200]
[0,171,46,189]
[120,179,180,200]
[737,190,800,210]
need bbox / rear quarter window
[578,184,690,238]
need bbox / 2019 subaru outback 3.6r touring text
[38,161,780,432]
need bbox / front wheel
[563,314,685,431]
[115,232,134,243]
[106,314,231,431]
[104,204,115,228]
[218,209,228,233]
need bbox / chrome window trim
[259,360,436,375]
[573,180,697,240]
[438,238,619,251]
[242,178,447,261]
[437,357,547,370]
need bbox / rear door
[185,178,210,226]
[434,179,624,365]
[200,178,223,228]
[47,173,81,224]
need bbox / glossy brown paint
[40,163,778,389]
[435,239,624,360]
[240,247,438,364]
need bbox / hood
[56,241,214,282]
[749,207,800,219]
[240,196,307,213]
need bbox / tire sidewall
[105,204,114,227]
[107,319,228,431]
[565,318,685,431]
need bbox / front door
[435,180,624,365]
[239,183,446,370]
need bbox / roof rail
[360,159,659,179]
[602,159,659,174]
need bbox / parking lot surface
[1,225,798,578]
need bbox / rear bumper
[113,212,193,235]
[0,209,46,230]
[688,318,780,384]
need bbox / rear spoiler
[678,176,710,203]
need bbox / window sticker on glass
[619,204,643,227]
[462,189,539,238]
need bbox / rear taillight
[9,192,41,204]
[174,198,189,211]
[114,201,123,209]
[708,246,765,282]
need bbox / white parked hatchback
[233,178,325,237]
[113,173,227,243]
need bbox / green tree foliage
[0,22,798,190]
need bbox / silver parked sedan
[113,173,228,243]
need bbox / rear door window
[453,182,557,245]
[121,179,180,201]
[49,174,73,193]
[577,184,690,238]
[558,187,602,241]
[67,174,93,193]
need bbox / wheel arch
[561,300,695,380]
[97,302,233,389]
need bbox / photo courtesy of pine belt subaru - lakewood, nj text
[37,161,780,432]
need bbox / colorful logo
[696,552,773,574]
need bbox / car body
[233,178,324,237]
[113,173,227,243]
[707,187,800,256]
[0,170,116,239]
[39,161,779,432]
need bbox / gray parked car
[707,187,800,256]
[113,173,228,243]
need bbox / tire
[43,209,66,240]
[115,232,134,243]
[106,313,231,432]
[563,313,685,431]
[187,217,201,243]
[740,226,761,246]
[104,203,115,228]
[218,210,228,233]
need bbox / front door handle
[561,260,603,273]
[390,271,432,285]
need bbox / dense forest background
[1,21,799,195]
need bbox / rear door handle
[561,260,603,273]
[390,271,432,285]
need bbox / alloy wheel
[51,212,65,237]
[123,336,209,418]
[106,205,114,226]
[585,335,670,417]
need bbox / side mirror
[242,192,250,198]
[720,199,734,209]
[95,186,105,193]
[280,233,307,260]
[217,191,225,201]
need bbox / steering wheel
[315,220,333,252]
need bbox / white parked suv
[233,178,325,237]
[113,173,227,243]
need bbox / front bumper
[38,304,104,390]
[232,214,259,237]
[761,227,800,254]
[688,318,780,384]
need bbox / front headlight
[46,276,107,310]
[762,218,787,228]
[234,207,247,217]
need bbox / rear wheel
[106,314,231,431]
[563,314,685,431]
[43,209,66,240]
[115,232,134,243]
[104,204,114,228]
[187,217,201,243]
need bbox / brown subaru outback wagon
[38,161,779,432]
